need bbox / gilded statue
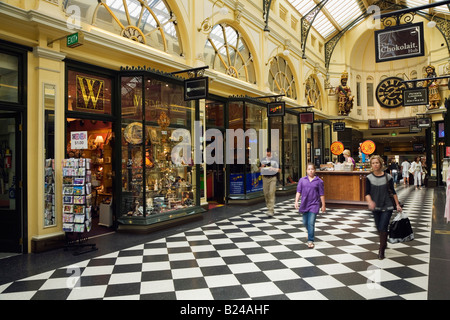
[424,65,441,110]
[335,71,354,116]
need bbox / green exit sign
[66,32,84,48]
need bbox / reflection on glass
[0,118,16,211]
[0,53,19,103]
[284,113,299,185]
[120,76,196,219]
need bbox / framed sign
[403,87,428,106]
[417,118,431,128]
[299,112,314,124]
[409,124,421,133]
[267,101,285,117]
[375,22,424,63]
[184,77,208,101]
[333,122,346,132]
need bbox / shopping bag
[388,212,414,243]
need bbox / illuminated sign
[267,102,285,117]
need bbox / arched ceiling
[286,0,450,40]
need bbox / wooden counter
[317,170,371,209]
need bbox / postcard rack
[62,158,97,255]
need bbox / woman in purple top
[295,163,326,248]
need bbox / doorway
[0,112,23,253]
[66,118,115,236]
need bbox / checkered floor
[0,186,433,300]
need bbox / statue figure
[335,71,354,116]
[424,65,441,110]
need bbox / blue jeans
[302,212,317,242]
[373,210,393,233]
[391,171,398,184]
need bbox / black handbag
[388,213,414,243]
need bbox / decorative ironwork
[263,0,273,32]
[267,56,297,99]
[205,24,255,84]
[301,0,329,59]
[305,75,322,110]
[431,15,450,55]
[381,12,416,27]
[119,66,184,81]
[88,0,179,54]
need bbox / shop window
[66,119,114,202]
[67,70,113,115]
[228,101,268,197]
[283,113,299,186]
[120,75,197,220]
[0,53,19,103]
[205,101,224,128]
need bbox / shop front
[227,97,269,202]
[65,62,116,236]
[116,68,205,229]
[270,109,301,193]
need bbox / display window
[228,100,268,198]
[119,75,197,221]
[269,112,300,189]
[0,52,19,104]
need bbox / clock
[375,77,407,108]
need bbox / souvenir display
[62,158,92,233]
[121,124,196,218]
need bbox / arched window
[305,75,322,110]
[65,0,182,55]
[204,24,256,84]
[267,56,297,99]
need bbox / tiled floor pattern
[0,187,433,300]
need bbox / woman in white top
[411,156,423,190]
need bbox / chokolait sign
[375,22,424,63]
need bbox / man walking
[260,148,280,216]
[401,159,410,186]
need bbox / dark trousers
[373,210,393,233]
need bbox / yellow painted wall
[0,0,448,251]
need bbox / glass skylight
[286,0,364,39]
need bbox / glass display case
[118,73,202,225]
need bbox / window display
[120,75,197,222]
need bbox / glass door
[0,112,22,253]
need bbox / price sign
[71,131,88,150]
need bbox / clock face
[376,77,407,108]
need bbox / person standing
[343,149,356,168]
[365,155,402,260]
[401,159,410,186]
[389,159,399,186]
[295,163,326,249]
[411,156,423,190]
[260,148,280,216]
[421,157,427,188]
